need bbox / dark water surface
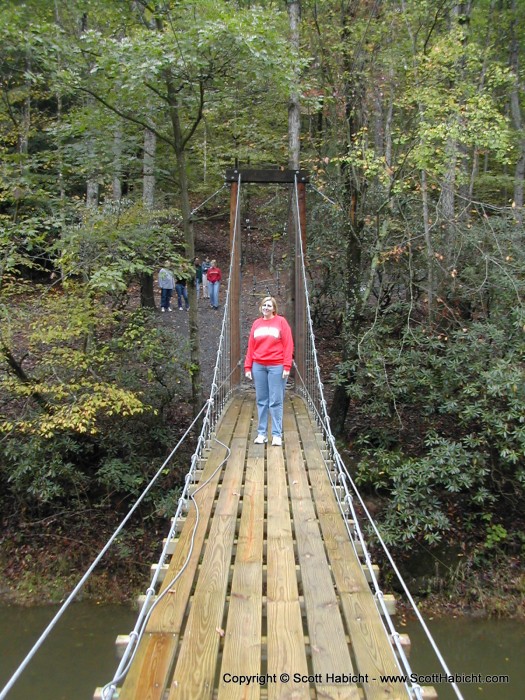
[404,616,524,700]
[0,603,523,699]
[0,602,136,700]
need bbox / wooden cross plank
[292,398,410,700]
[225,168,309,184]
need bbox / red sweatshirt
[244,315,294,372]
[206,266,222,283]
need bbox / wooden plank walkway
[113,392,410,700]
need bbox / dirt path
[158,266,291,397]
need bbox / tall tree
[509,0,525,222]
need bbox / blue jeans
[208,281,220,308]
[160,288,173,310]
[175,283,189,309]
[252,362,287,438]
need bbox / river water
[403,616,524,700]
[0,602,136,700]
[0,603,523,699]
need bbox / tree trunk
[421,169,435,321]
[140,275,156,308]
[143,127,156,207]
[86,177,99,208]
[287,0,301,171]
[112,123,123,202]
[510,0,524,222]
[86,130,99,208]
[140,126,157,309]
[328,2,369,437]
[165,73,202,415]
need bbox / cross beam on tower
[225,168,309,184]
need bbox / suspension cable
[308,183,341,209]
[189,183,227,217]
[292,175,464,700]
[100,171,244,699]
[0,398,210,700]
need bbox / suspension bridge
[0,170,463,700]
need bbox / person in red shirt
[206,259,222,309]
[244,296,294,446]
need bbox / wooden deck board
[167,399,254,699]
[283,401,360,700]
[292,398,410,700]
[118,395,245,700]
[217,418,265,699]
[116,633,178,700]
[266,437,310,700]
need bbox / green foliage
[57,202,187,294]
[482,515,508,551]
[0,278,191,512]
[348,309,525,549]
[3,433,90,506]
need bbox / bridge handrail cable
[100,173,244,699]
[0,178,244,700]
[292,175,464,700]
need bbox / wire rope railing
[291,175,465,700]
[0,177,244,700]
[98,172,244,699]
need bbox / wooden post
[294,181,307,386]
[229,179,241,386]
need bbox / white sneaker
[254,434,267,444]
[161,308,166,313]
[168,307,173,312]
[272,436,282,446]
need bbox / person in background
[201,256,211,298]
[175,276,190,311]
[207,259,222,310]
[244,296,294,446]
[194,257,203,300]
[158,260,175,312]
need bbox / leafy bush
[346,310,525,549]
[1,288,191,515]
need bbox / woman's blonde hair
[260,296,277,316]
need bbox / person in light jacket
[201,256,211,298]
[158,261,175,312]
[244,296,294,446]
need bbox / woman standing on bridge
[244,296,294,446]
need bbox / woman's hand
[282,369,290,379]
[245,371,252,380]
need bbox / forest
[0,0,523,616]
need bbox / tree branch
[181,80,205,150]
[75,85,176,149]
[2,344,49,410]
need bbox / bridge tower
[225,168,309,385]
